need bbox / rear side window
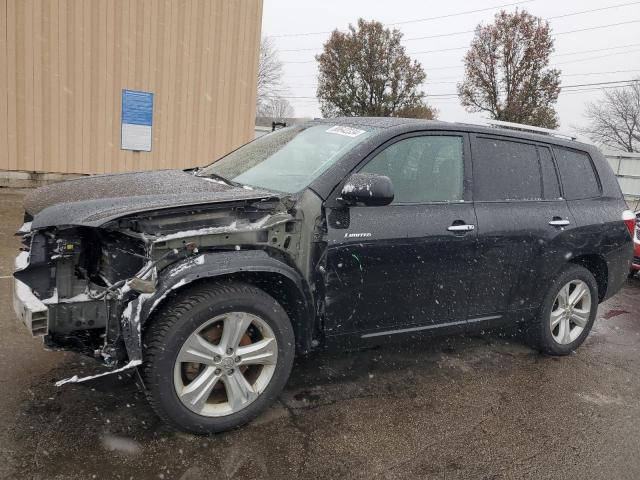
[538,147,561,200]
[474,137,542,201]
[553,148,600,200]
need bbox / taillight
[622,210,636,237]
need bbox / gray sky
[261,0,640,135]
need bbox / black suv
[13,118,635,433]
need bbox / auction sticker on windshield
[326,125,366,137]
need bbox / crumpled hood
[25,169,280,229]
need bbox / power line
[553,43,640,57]
[555,18,640,35]
[266,79,639,101]
[427,69,640,82]
[272,82,640,104]
[404,18,640,42]
[278,11,640,53]
[271,76,640,91]
[547,1,640,19]
[389,0,535,25]
[559,82,640,95]
[283,45,640,74]
[411,41,640,58]
[269,0,535,38]
[283,43,640,63]
[280,26,640,64]
[555,48,640,66]
[561,79,640,88]
[424,79,640,98]
[282,68,640,82]
[270,0,640,41]
[560,69,640,77]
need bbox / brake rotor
[183,322,253,383]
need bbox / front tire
[142,281,295,434]
[532,265,598,356]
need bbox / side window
[474,137,542,201]
[553,147,600,200]
[537,146,561,200]
[360,135,464,204]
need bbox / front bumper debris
[13,251,49,336]
[54,359,142,387]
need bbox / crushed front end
[13,221,148,365]
[12,192,301,383]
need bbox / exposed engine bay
[13,190,320,379]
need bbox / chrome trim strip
[360,315,502,339]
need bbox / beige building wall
[0,0,263,175]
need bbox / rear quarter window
[553,147,600,200]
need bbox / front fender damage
[54,201,303,386]
[117,247,313,366]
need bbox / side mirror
[340,173,394,207]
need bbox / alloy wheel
[173,312,278,417]
[549,280,591,345]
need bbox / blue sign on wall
[121,90,153,151]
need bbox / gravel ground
[1,188,639,480]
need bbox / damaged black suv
[13,118,635,433]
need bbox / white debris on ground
[54,360,142,387]
[100,433,142,456]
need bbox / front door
[324,132,477,337]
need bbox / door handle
[549,219,570,226]
[447,224,475,232]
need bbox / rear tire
[531,265,598,356]
[142,281,295,434]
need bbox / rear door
[469,135,575,319]
[324,132,477,336]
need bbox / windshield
[198,124,377,193]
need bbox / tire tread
[142,281,290,432]
[530,264,598,356]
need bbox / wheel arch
[138,250,316,354]
[569,254,608,302]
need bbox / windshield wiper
[196,171,243,188]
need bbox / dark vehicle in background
[13,118,635,433]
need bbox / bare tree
[316,19,436,119]
[257,37,284,114]
[458,10,561,128]
[579,80,640,153]
[260,97,294,120]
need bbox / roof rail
[484,119,577,141]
